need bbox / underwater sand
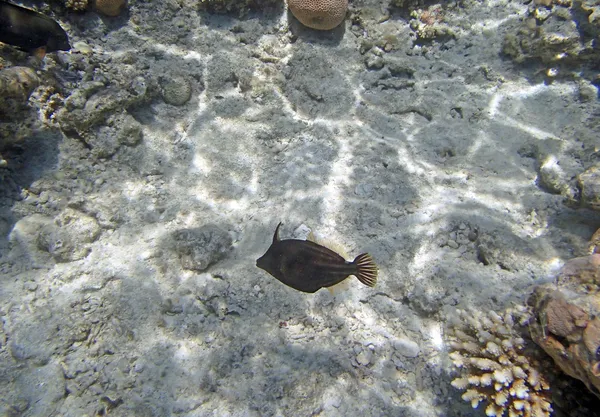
[1,0,599,416]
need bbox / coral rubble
[448,308,553,417]
[529,254,600,399]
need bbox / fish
[0,0,70,57]
[256,222,378,293]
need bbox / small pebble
[73,41,93,54]
[447,240,459,249]
[356,349,372,366]
[393,338,420,358]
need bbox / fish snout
[256,256,264,269]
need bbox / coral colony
[448,309,552,417]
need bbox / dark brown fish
[0,0,70,55]
[256,222,378,293]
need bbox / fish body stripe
[292,239,346,262]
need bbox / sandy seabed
[1,0,600,416]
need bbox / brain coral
[95,0,125,16]
[287,0,348,30]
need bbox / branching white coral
[447,308,552,417]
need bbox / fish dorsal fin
[307,233,350,260]
[273,222,283,243]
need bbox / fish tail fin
[353,253,378,287]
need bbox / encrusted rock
[448,308,552,417]
[582,0,600,24]
[578,165,600,211]
[502,15,583,64]
[80,111,143,158]
[57,76,153,136]
[9,214,55,264]
[0,67,40,101]
[287,0,348,30]
[538,155,569,194]
[37,208,102,262]
[161,76,192,106]
[172,224,233,271]
[393,337,420,358]
[589,228,600,254]
[528,254,600,399]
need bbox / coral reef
[528,254,600,399]
[408,5,455,41]
[502,0,600,83]
[287,0,348,30]
[448,308,553,417]
[94,0,126,16]
[501,15,583,65]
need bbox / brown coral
[448,308,552,417]
[287,0,348,30]
[94,0,125,16]
[529,254,600,399]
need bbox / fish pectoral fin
[33,46,46,60]
[326,279,351,296]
